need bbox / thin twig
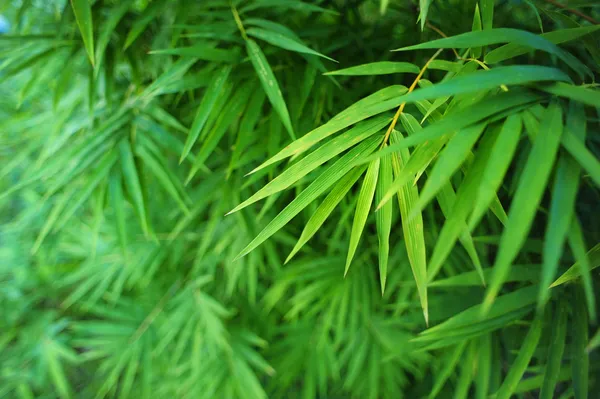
[542,0,599,25]
[382,48,443,144]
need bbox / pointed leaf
[324,61,419,76]
[483,103,563,313]
[345,158,380,275]
[247,27,335,61]
[376,152,393,293]
[70,0,94,66]
[246,39,295,139]
[540,302,567,399]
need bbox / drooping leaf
[483,103,563,313]
[247,27,335,61]
[376,152,393,293]
[345,158,379,275]
[324,61,419,76]
[246,38,295,139]
[70,0,94,66]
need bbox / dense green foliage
[1,0,600,397]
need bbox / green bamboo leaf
[538,82,600,109]
[229,116,388,214]
[494,313,543,399]
[561,131,600,189]
[246,85,408,175]
[180,66,232,163]
[540,302,567,399]
[240,0,339,15]
[246,39,295,139]
[428,342,467,399]
[391,130,428,324]
[364,90,543,165]
[471,4,483,59]
[119,140,149,236]
[285,166,366,263]
[95,0,131,74]
[483,103,563,314]
[430,265,538,288]
[376,152,393,293]
[481,0,494,31]
[45,342,72,399]
[567,219,596,322]
[539,153,580,307]
[550,243,600,288]
[108,170,127,256]
[572,288,589,399]
[70,0,94,66]
[247,27,335,61]
[148,44,241,63]
[324,61,419,76]
[394,28,588,78]
[234,136,381,259]
[469,114,522,230]
[345,158,380,276]
[414,123,486,214]
[419,0,432,30]
[485,25,600,64]
[380,0,390,15]
[123,0,165,50]
[416,285,538,341]
[427,125,499,283]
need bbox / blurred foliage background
[0,0,599,398]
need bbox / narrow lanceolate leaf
[561,131,600,189]
[483,103,563,314]
[180,66,232,163]
[485,25,600,64]
[550,243,600,288]
[229,116,388,214]
[481,0,494,31]
[469,114,522,230]
[246,39,295,139]
[471,4,483,59]
[588,329,600,353]
[70,0,94,66]
[95,0,131,74]
[567,219,596,322]
[324,61,419,76]
[419,0,432,30]
[119,140,148,236]
[376,153,393,293]
[123,0,164,50]
[391,131,428,325]
[572,288,589,399]
[149,44,241,63]
[365,90,543,164]
[414,123,486,214]
[428,126,500,283]
[539,153,580,307]
[394,28,589,78]
[494,313,543,399]
[246,27,336,62]
[538,82,600,109]
[246,85,408,174]
[540,302,567,399]
[285,167,366,263]
[345,159,380,276]
[234,136,381,259]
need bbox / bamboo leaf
[246,39,295,139]
[230,116,388,214]
[119,140,149,236]
[572,288,589,399]
[538,82,600,109]
[149,44,241,63]
[494,313,543,399]
[376,152,393,293]
[70,0,94,66]
[483,103,563,313]
[108,170,127,256]
[285,167,366,263]
[540,302,567,399]
[181,66,232,163]
[247,27,335,61]
[550,243,600,288]
[391,130,428,324]
[394,28,589,77]
[345,158,380,276]
[469,114,522,230]
[324,61,419,76]
[234,136,381,259]
[567,219,597,322]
